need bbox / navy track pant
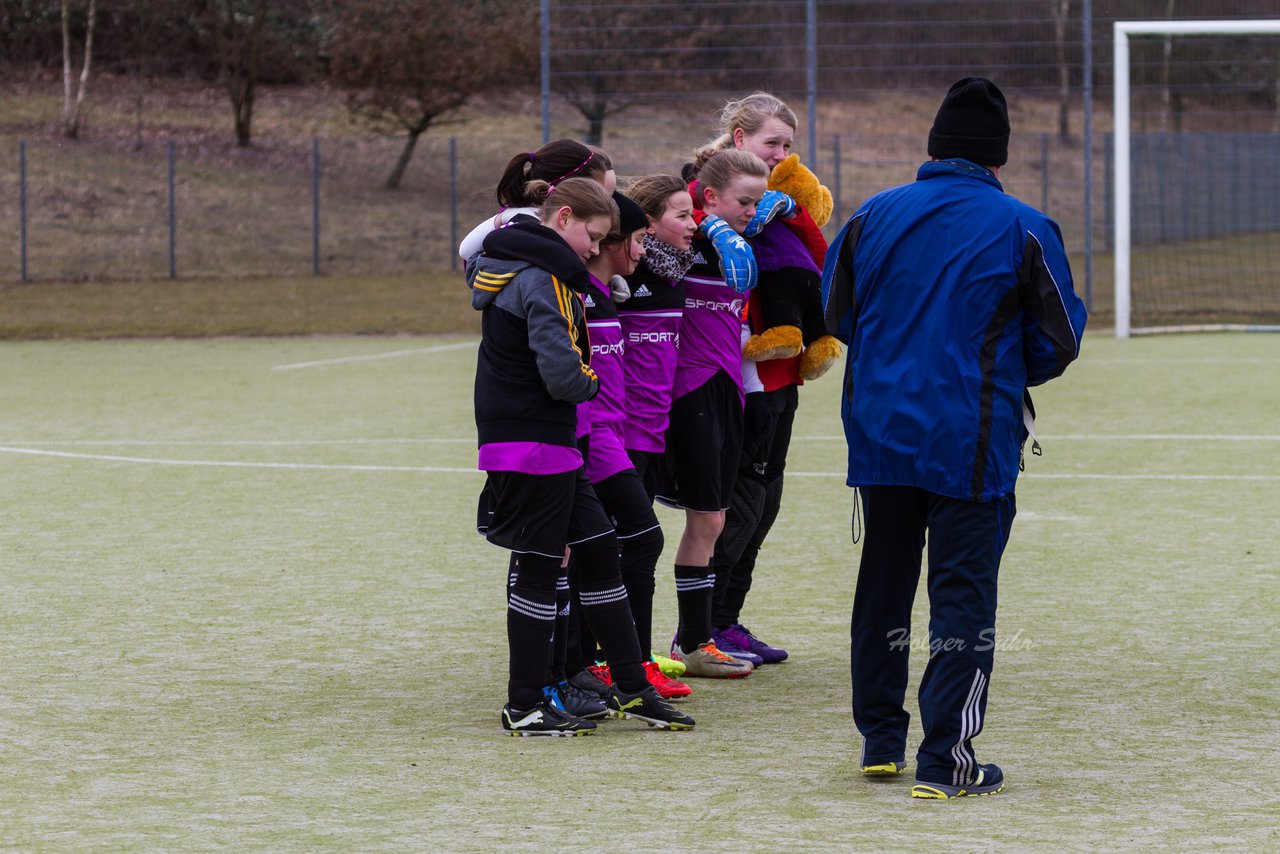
[850,485,1015,786]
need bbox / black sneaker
[606,685,696,730]
[501,699,596,737]
[568,668,611,700]
[545,680,608,720]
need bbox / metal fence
[2,0,1278,325]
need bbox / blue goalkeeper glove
[701,215,757,294]
[742,190,797,237]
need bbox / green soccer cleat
[651,653,687,677]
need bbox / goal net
[1112,20,1280,337]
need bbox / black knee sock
[575,534,646,693]
[507,553,559,710]
[619,526,662,661]
[506,553,519,597]
[547,572,570,684]
[674,563,715,654]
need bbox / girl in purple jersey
[657,149,770,679]
[613,175,696,678]
[616,175,698,491]
[569,190,693,701]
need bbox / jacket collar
[916,158,1003,191]
[482,220,592,293]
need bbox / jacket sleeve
[522,274,599,403]
[1018,219,1087,386]
[820,212,867,345]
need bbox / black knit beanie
[928,77,1010,167]
[613,191,649,235]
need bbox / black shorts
[592,469,661,539]
[626,448,673,504]
[655,371,744,513]
[476,469,614,557]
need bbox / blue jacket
[821,159,1087,502]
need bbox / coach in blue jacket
[820,77,1087,799]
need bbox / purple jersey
[673,235,746,402]
[616,264,684,453]
[577,276,633,483]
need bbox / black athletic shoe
[501,699,596,737]
[568,667,611,700]
[606,685,696,730]
[544,680,608,720]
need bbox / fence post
[806,0,818,167]
[540,0,551,145]
[1082,0,1094,311]
[1104,132,1113,251]
[19,140,28,282]
[167,140,176,279]
[450,136,459,272]
[1040,132,1050,213]
[832,133,842,227]
[312,137,321,275]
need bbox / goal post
[1113,19,1280,338]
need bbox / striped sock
[548,573,570,684]
[578,579,645,692]
[674,563,715,654]
[506,554,559,709]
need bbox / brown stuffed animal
[743,155,842,380]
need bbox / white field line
[0,445,473,474]
[271,340,477,371]
[0,445,1276,481]
[1096,357,1279,364]
[786,471,1280,482]
[0,438,473,446]
[793,434,1280,442]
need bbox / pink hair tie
[549,151,596,188]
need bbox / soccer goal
[1112,20,1280,337]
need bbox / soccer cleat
[606,685,696,730]
[643,658,692,699]
[720,623,789,664]
[911,764,1006,799]
[862,761,906,777]
[501,700,596,737]
[651,653,687,677]
[586,663,613,688]
[568,668,611,701]
[670,639,753,679]
[544,680,608,720]
[711,627,764,667]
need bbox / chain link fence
[2,0,1277,326]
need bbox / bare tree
[327,0,535,190]
[60,0,97,139]
[207,0,269,146]
[548,2,752,145]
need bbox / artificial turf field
[2,332,1277,851]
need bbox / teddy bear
[742,154,843,381]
